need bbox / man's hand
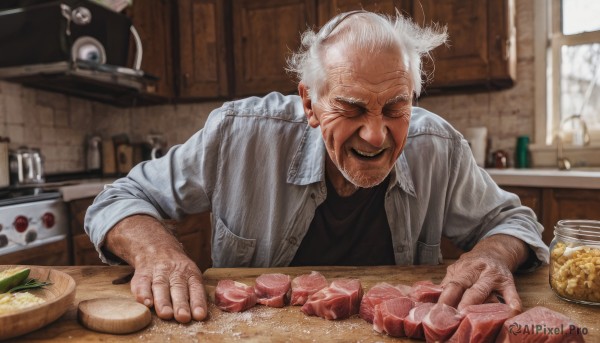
[437,234,529,311]
[105,215,208,323]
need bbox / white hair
[286,10,447,100]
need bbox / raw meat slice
[447,303,519,343]
[411,280,443,303]
[214,279,257,312]
[422,303,464,342]
[372,297,415,338]
[404,302,435,340]
[496,306,586,343]
[301,278,363,320]
[359,282,412,323]
[254,273,292,307]
[290,271,328,306]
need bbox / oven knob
[0,234,7,248]
[25,229,37,244]
[42,212,56,229]
[14,215,29,233]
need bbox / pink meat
[372,297,415,338]
[301,278,363,320]
[290,271,328,306]
[410,280,443,303]
[447,303,519,343]
[422,303,464,342]
[359,282,412,323]
[496,306,586,343]
[404,302,435,340]
[214,279,257,312]
[254,273,291,307]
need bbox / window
[535,0,600,148]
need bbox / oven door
[0,197,70,265]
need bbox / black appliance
[0,0,162,106]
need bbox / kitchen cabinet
[175,0,230,98]
[126,0,175,99]
[231,0,317,97]
[412,0,516,91]
[178,0,317,98]
[317,0,411,26]
[542,188,600,244]
[68,197,213,271]
[131,0,515,101]
[0,239,70,265]
[317,0,516,93]
[441,186,600,259]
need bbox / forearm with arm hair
[469,234,529,272]
[105,214,186,267]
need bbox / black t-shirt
[290,176,395,266]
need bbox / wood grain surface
[4,264,599,342]
[0,266,76,341]
[77,298,151,334]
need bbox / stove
[0,187,68,256]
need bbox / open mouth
[351,148,386,160]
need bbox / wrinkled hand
[105,215,209,323]
[131,250,207,323]
[437,234,529,311]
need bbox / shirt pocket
[415,241,441,265]
[212,217,256,267]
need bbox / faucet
[556,114,591,170]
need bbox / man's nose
[359,114,386,147]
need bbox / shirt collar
[287,125,416,197]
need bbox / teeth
[354,148,384,157]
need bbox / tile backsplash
[0,1,536,174]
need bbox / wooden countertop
[8,264,599,342]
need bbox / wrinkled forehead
[322,42,410,87]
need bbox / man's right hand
[105,215,208,323]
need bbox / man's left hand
[437,234,529,311]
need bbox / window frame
[534,0,600,148]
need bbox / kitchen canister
[464,127,488,168]
[549,219,600,305]
[0,140,9,187]
[515,135,530,168]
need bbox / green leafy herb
[8,278,52,293]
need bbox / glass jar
[549,219,600,305]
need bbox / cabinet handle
[183,73,190,88]
[496,35,511,61]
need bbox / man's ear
[298,82,320,128]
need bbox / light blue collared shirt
[85,92,550,267]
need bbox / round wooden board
[78,297,151,334]
[0,265,76,341]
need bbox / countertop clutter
[3,264,598,342]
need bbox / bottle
[515,135,530,168]
[549,219,600,305]
[86,135,102,173]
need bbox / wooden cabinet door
[412,0,516,91]
[164,212,213,272]
[127,0,175,99]
[317,0,411,26]
[232,0,317,97]
[0,239,70,265]
[176,0,230,99]
[442,185,543,259]
[543,188,600,245]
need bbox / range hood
[0,0,164,107]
